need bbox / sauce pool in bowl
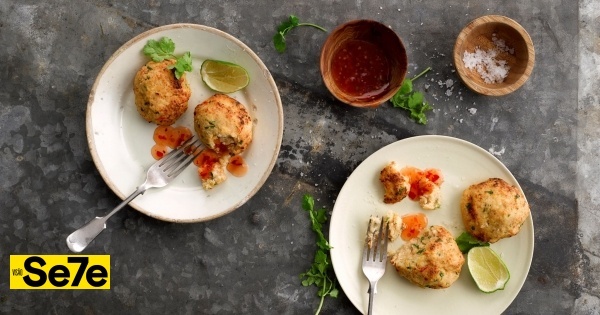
[330,39,391,100]
[320,20,408,107]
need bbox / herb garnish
[390,67,433,125]
[142,37,192,79]
[300,194,338,315]
[273,15,327,53]
[455,232,490,254]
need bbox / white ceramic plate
[86,24,283,222]
[330,135,534,315]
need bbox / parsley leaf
[273,15,326,53]
[300,194,338,315]
[142,37,192,79]
[455,232,490,254]
[390,67,433,125]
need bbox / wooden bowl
[320,20,408,107]
[453,15,535,96]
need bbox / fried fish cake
[133,59,191,125]
[460,178,530,243]
[194,94,253,155]
[380,161,411,204]
[389,225,464,289]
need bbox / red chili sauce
[330,39,391,100]
[151,125,249,181]
[400,166,444,201]
[194,149,221,180]
[227,155,248,177]
[151,125,193,160]
[401,213,428,241]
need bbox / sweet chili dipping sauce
[151,125,193,160]
[194,149,221,180]
[227,155,248,177]
[151,125,249,180]
[401,213,428,241]
[400,166,444,201]
[330,39,391,99]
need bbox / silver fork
[362,216,389,315]
[66,136,203,253]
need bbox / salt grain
[462,36,514,84]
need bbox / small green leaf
[408,92,424,109]
[329,287,339,298]
[399,78,413,95]
[455,232,490,254]
[143,37,175,62]
[273,15,326,54]
[288,15,300,28]
[302,194,314,211]
[273,33,286,53]
[315,208,327,224]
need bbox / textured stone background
[0,0,597,314]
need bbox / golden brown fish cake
[133,59,191,125]
[193,94,253,155]
[389,225,464,289]
[460,178,530,243]
[380,161,411,204]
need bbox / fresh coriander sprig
[142,37,192,79]
[455,232,490,254]
[273,15,327,53]
[300,194,339,315]
[390,67,433,125]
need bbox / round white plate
[86,24,283,222]
[330,135,534,315]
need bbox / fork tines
[364,216,389,262]
[158,136,203,178]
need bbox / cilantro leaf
[142,37,192,79]
[273,15,326,53]
[143,38,176,62]
[300,194,338,315]
[390,67,433,125]
[455,232,490,254]
[273,33,286,54]
[168,51,193,79]
[278,15,300,33]
[398,78,413,95]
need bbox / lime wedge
[467,246,510,293]
[200,60,249,93]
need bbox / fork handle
[66,186,146,252]
[367,281,376,315]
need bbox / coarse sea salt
[462,35,514,84]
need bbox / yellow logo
[10,255,110,289]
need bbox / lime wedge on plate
[200,60,249,93]
[467,246,510,293]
